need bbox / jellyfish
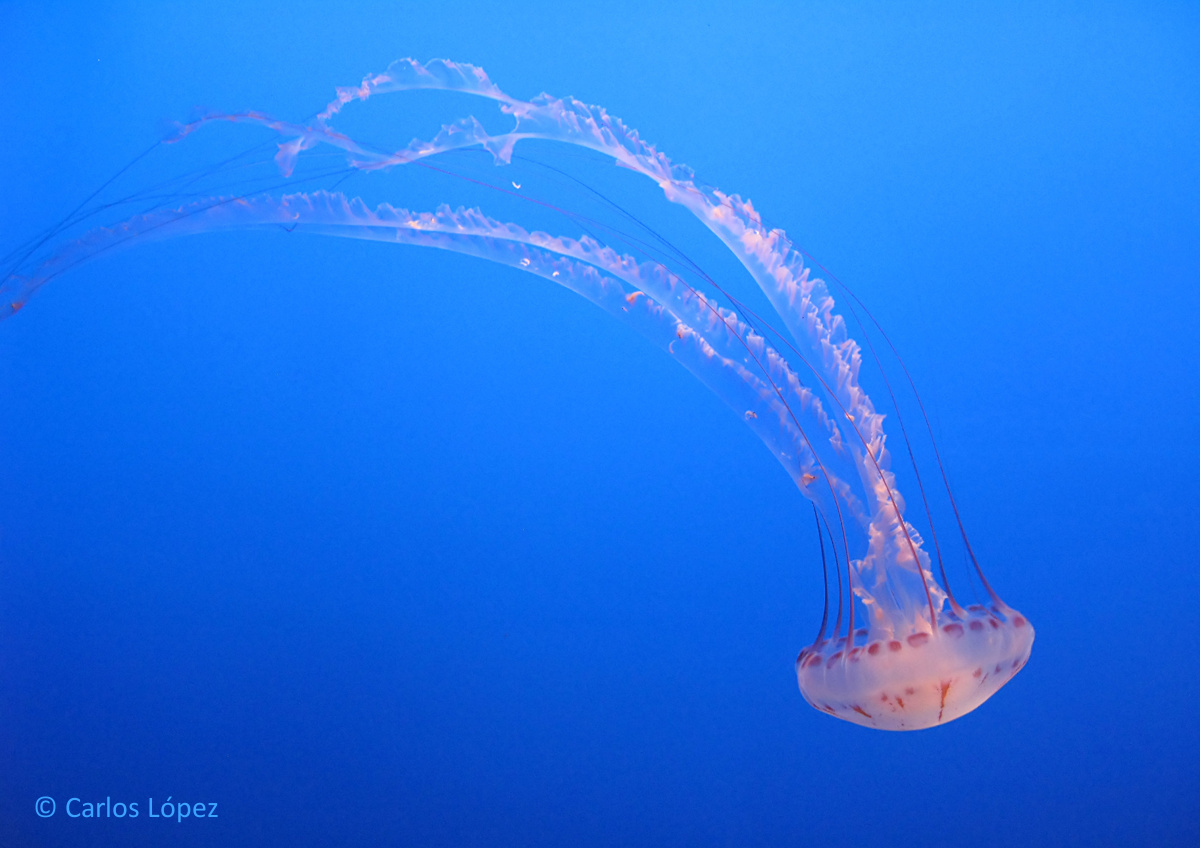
[0,58,1032,730]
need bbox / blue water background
[1,2,1197,846]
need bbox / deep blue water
[1,2,1198,846]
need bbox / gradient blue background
[1,2,1197,846]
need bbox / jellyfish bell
[791,492,1035,730]
[797,606,1034,730]
[1,58,1033,731]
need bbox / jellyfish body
[797,607,1033,730]
[0,59,1031,730]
